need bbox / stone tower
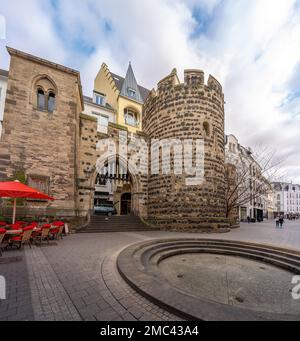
[143,69,228,230]
[0,47,83,221]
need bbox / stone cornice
[80,113,97,122]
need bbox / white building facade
[0,69,8,138]
[225,134,273,222]
[83,93,116,134]
[272,182,300,218]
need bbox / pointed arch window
[34,76,57,113]
[47,92,56,113]
[37,89,46,111]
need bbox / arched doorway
[93,158,133,216]
[121,193,132,215]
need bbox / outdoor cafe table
[5,229,23,235]
[2,229,23,243]
[4,226,57,236]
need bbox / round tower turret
[143,69,228,230]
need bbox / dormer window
[95,95,104,106]
[94,92,106,106]
[128,88,136,98]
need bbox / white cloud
[79,0,200,91]
[179,0,300,182]
[0,0,66,67]
[0,0,300,182]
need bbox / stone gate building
[0,47,229,230]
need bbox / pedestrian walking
[276,219,279,228]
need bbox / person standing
[279,216,284,229]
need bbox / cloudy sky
[0,0,300,182]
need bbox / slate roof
[110,71,150,103]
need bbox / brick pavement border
[101,249,182,321]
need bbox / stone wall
[143,69,228,229]
[76,114,98,218]
[0,48,83,225]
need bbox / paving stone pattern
[0,220,300,321]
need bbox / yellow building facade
[94,63,150,133]
[92,62,150,215]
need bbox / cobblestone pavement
[0,219,299,321]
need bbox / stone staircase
[79,215,160,233]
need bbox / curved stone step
[117,238,300,321]
[137,240,300,265]
[142,242,300,269]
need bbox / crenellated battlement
[144,68,224,113]
[184,69,205,87]
[156,68,179,92]
[207,74,222,94]
[145,68,223,108]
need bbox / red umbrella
[0,181,54,223]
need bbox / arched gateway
[93,158,134,216]
[76,116,149,228]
